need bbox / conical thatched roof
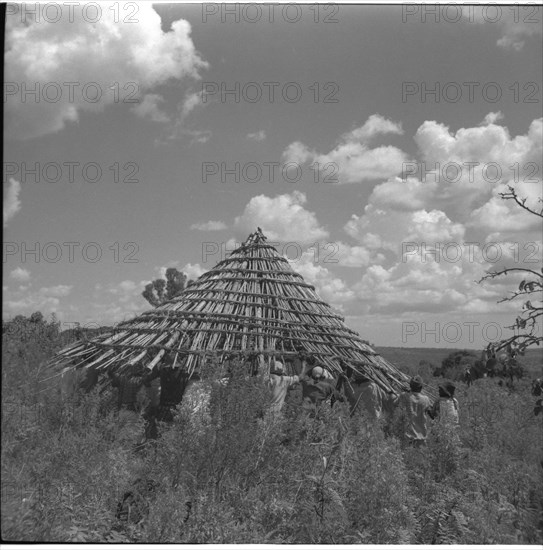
[49,229,411,393]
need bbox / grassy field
[2,316,542,543]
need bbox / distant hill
[377,346,543,378]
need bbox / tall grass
[2,316,542,543]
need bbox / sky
[3,2,543,350]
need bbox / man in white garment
[268,359,309,416]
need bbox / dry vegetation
[2,314,542,543]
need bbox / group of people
[268,357,339,416]
[106,350,460,448]
[107,351,192,443]
[268,356,459,447]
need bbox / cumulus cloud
[190,220,227,231]
[282,114,408,184]
[4,178,21,226]
[40,285,73,297]
[4,295,61,314]
[345,207,465,255]
[353,258,476,315]
[415,117,542,168]
[336,115,542,318]
[369,176,438,212]
[181,263,208,280]
[342,113,403,142]
[132,93,169,123]
[181,91,204,118]
[10,267,31,282]
[153,262,208,282]
[84,279,148,322]
[460,8,542,51]
[482,111,504,125]
[282,141,314,165]
[399,116,543,219]
[234,191,329,244]
[314,143,407,184]
[2,283,73,317]
[334,242,375,267]
[155,90,210,144]
[289,251,354,310]
[5,4,208,140]
[468,181,543,236]
[246,130,266,142]
[496,18,542,51]
[190,131,211,144]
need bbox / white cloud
[333,241,383,268]
[103,279,147,313]
[415,117,542,169]
[282,114,408,184]
[4,296,61,314]
[132,93,169,123]
[156,89,212,143]
[482,112,504,125]
[496,19,542,51]
[5,4,208,140]
[234,191,329,245]
[468,181,543,235]
[369,176,438,212]
[4,178,21,226]
[407,116,542,218]
[246,130,266,142]
[314,143,408,184]
[118,280,138,293]
[190,131,211,144]
[181,91,204,118]
[282,141,314,165]
[342,113,403,142]
[290,251,353,310]
[345,207,465,255]
[353,259,472,315]
[3,283,73,317]
[405,210,465,243]
[335,115,542,317]
[224,238,242,254]
[39,285,73,298]
[460,8,542,51]
[10,267,31,282]
[182,263,208,280]
[190,220,227,231]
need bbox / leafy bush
[435,350,479,380]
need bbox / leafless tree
[478,185,542,354]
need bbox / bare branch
[478,267,542,284]
[499,185,543,218]
[497,289,543,302]
[478,186,543,353]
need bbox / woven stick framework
[47,229,412,394]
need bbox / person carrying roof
[268,359,308,416]
[142,351,189,423]
[394,375,433,446]
[345,371,389,421]
[108,367,144,412]
[301,363,343,415]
